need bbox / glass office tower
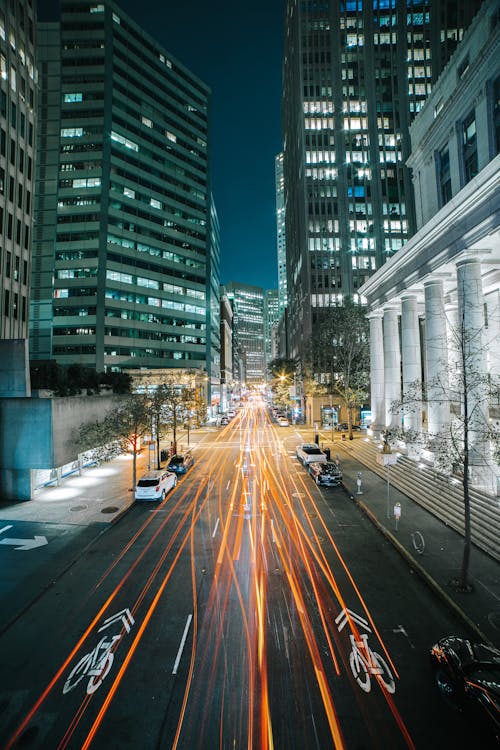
[31,0,215,374]
[0,0,37,340]
[282,0,483,365]
[223,281,266,385]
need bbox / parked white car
[295,443,327,465]
[135,470,177,501]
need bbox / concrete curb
[344,483,494,647]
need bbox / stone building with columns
[359,0,500,493]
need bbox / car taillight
[155,485,160,492]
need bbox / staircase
[343,438,500,563]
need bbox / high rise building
[0,0,37,340]
[264,288,279,372]
[31,0,216,379]
[223,281,265,385]
[275,152,287,317]
[282,0,483,366]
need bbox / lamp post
[376,433,398,519]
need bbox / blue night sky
[37,0,285,292]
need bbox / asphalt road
[0,402,493,749]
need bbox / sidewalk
[300,428,500,648]
[0,430,204,527]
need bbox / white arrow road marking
[0,535,48,551]
[98,608,135,633]
[335,607,371,633]
[0,525,13,535]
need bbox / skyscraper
[275,152,287,318]
[31,0,216,378]
[0,0,37,340]
[264,288,279,372]
[282,0,483,366]
[223,281,265,385]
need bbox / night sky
[37,0,285,292]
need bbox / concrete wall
[0,339,31,397]
[51,393,122,466]
[0,393,123,501]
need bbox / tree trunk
[459,323,471,590]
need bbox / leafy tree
[78,393,150,490]
[391,296,500,591]
[267,358,297,415]
[30,361,132,396]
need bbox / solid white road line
[172,614,193,675]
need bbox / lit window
[61,127,83,138]
[64,93,83,103]
[124,187,135,199]
[150,198,161,209]
[141,116,153,128]
[90,4,104,12]
[111,131,138,152]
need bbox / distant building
[223,281,265,385]
[264,289,279,374]
[282,0,484,370]
[0,0,37,340]
[31,1,216,383]
[275,152,287,317]
[219,292,233,410]
[359,0,500,492]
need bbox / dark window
[462,110,478,183]
[10,138,15,166]
[494,75,500,156]
[7,213,12,239]
[4,289,9,318]
[8,176,13,202]
[438,147,452,206]
[6,251,11,277]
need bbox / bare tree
[391,294,500,590]
[308,299,370,436]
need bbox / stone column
[456,259,489,476]
[383,307,401,429]
[424,279,450,438]
[401,295,422,433]
[446,304,461,404]
[369,314,385,430]
[485,289,500,379]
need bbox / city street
[0,402,490,749]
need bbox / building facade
[275,152,287,318]
[31,0,215,379]
[359,0,500,492]
[264,288,279,374]
[0,0,37,340]
[282,0,483,369]
[223,281,265,386]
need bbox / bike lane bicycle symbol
[63,609,135,696]
[336,608,396,694]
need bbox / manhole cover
[70,504,88,512]
[101,506,119,514]
[487,612,500,631]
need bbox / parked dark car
[335,423,349,431]
[308,461,343,486]
[430,636,500,743]
[167,452,194,475]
